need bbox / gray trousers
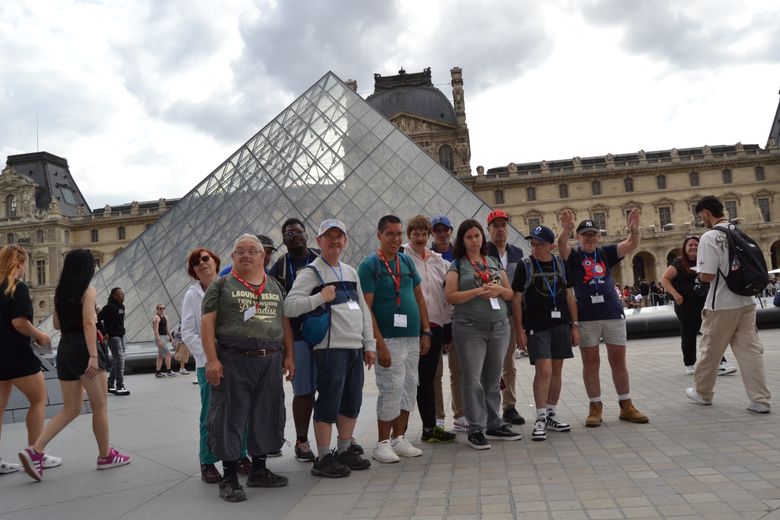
[107,336,125,387]
[207,351,285,461]
[453,318,510,433]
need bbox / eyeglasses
[284,231,305,238]
[234,249,261,257]
[192,254,212,266]
[157,306,165,310]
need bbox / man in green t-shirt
[358,215,431,464]
[202,234,294,503]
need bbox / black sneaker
[154,372,165,378]
[502,407,526,425]
[218,477,247,502]
[485,425,522,441]
[246,467,288,488]
[336,448,371,470]
[545,413,571,432]
[531,419,547,441]
[294,440,315,463]
[108,383,116,394]
[113,385,130,396]
[348,438,364,455]
[267,449,283,458]
[166,370,177,377]
[467,432,491,450]
[311,452,351,478]
[421,426,456,444]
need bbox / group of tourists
[0,194,771,504]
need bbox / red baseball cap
[487,209,510,225]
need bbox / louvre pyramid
[52,72,529,344]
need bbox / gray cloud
[580,0,780,67]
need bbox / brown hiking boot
[619,399,649,423]
[585,401,603,427]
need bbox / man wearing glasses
[268,218,322,464]
[152,303,176,378]
[202,234,294,502]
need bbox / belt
[219,344,280,357]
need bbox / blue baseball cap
[525,225,555,244]
[431,215,452,229]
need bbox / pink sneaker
[18,446,45,481]
[96,447,131,470]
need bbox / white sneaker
[718,362,737,376]
[372,440,400,463]
[391,435,422,457]
[747,401,771,414]
[43,454,62,469]
[685,365,695,375]
[0,457,20,474]
[686,387,712,405]
[192,377,199,385]
[453,416,469,432]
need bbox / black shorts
[0,343,41,381]
[56,333,107,381]
[527,324,574,365]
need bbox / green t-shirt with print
[202,274,285,341]
[448,256,508,322]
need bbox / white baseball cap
[317,218,347,238]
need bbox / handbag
[300,266,331,348]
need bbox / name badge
[490,298,501,310]
[347,300,360,311]
[591,294,605,304]
[243,305,257,321]
[393,314,408,328]
[551,310,562,319]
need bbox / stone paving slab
[2,329,780,519]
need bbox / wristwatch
[571,321,580,327]
[420,330,433,337]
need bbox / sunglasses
[192,254,212,266]
[157,306,165,310]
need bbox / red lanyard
[378,250,401,308]
[231,271,266,309]
[469,256,490,283]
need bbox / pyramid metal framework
[58,72,529,343]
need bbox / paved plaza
[3,329,780,519]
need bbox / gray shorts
[157,337,172,355]
[527,324,574,364]
[374,337,419,421]
[579,319,627,347]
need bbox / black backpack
[716,225,769,297]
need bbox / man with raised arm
[557,209,649,427]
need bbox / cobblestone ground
[2,329,780,520]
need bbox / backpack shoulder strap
[522,257,533,292]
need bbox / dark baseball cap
[576,220,600,234]
[256,234,276,251]
[525,225,555,244]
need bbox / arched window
[559,184,569,198]
[591,181,601,196]
[494,190,505,205]
[656,175,666,190]
[527,187,536,201]
[624,178,634,193]
[5,194,16,217]
[91,229,99,242]
[438,145,454,172]
[689,171,699,186]
[36,229,44,243]
[118,226,126,240]
[64,230,70,243]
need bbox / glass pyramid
[47,72,529,344]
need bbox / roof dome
[367,87,458,126]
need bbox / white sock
[618,394,630,401]
[546,404,557,415]
[536,408,547,419]
[589,396,602,403]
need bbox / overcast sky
[1,0,778,208]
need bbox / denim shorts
[291,340,316,396]
[313,348,364,423]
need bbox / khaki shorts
[578,319,627,347]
